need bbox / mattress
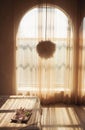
[0,96,41,130]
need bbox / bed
[0,95,42,130]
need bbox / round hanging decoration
[36,40,56,59]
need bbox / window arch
[16,5,73,103]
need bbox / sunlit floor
[41,106,85,130]
[0,96,85,130]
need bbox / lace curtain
[16,6,74,104]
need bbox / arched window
[16,5,73,104]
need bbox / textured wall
[0,0,84,95]
[0,0,15,94]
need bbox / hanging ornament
[36,4,56,59]
[36,40,56,59]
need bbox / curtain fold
[78,18,85,104]
[16,6,76,105]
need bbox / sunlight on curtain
[78,17,85,103]
[16,6,73,104]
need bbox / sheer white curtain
[16,6,74,104]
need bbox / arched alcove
[16,4,74,104]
